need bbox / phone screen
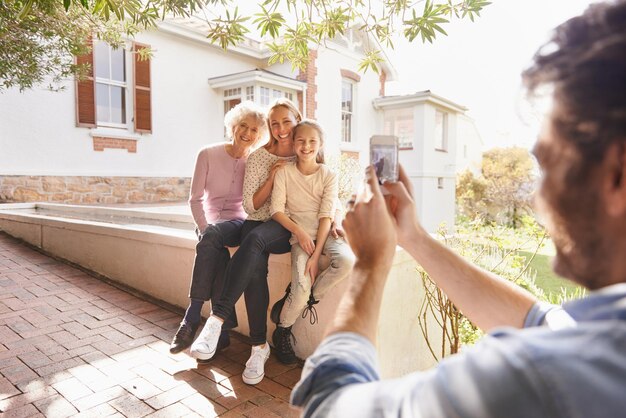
[370,136,399,183]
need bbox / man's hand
[343,166,397,268]
[382,165,426,247]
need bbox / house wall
[313,46,382,168]
[396,103,457,232]
[0,30,385,204]
[0,28,262,203]
[456,114,483,175]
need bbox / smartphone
[370,135,399,183]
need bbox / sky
[384,0,597,150]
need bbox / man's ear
[603,142,626,217]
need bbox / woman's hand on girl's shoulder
[269,160,288,178]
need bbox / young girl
[270,120,355,364]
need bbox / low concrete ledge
[0,202,442,378]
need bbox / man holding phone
[290,1,626,417]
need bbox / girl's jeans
[188,219,243,329]
[212,219,292,345]
[279,236,355,327]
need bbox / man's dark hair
[523,0,626,163]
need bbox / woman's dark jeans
[213,219,291,345]
[188,219,243,330]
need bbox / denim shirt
[291,283,626,418]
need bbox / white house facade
[0,17,481,232]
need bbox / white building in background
[456,114,484,176]
[374,91,482,232]
[0,17,482,232]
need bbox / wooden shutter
[75,38,96,127]
[133,42,152,133]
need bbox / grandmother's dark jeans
[213,219,291,345]
[188,219,243,330]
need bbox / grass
[518,240,582,297]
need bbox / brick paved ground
[0,232,302,417]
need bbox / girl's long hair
[264,98,303,149]
[292,119,325,164]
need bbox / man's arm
[327,166,397,341]
[383,166,536,331]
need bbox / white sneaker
[242,343,270,385]
[190,316,222,361]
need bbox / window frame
[341,78,355,144]
[383,107,414,150]
[93,40,129,129]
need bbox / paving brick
[131,364,182,392]
[108,393,155,417]
[70,385,126,411]
[35,356,85,378]
[0,386,58,411]
[1,360,39,385]
[271,367,303,388]
[218,401,258,418]
[18,350,53,370]
[0,234,303,418]
[144,384,196,410]
[33,394,79,418]
[0,376,20,400]
[145,402,198,418]
[255,378,292,402]
[0,326,22,344]
[180,392,226,417]
[0,402,40,418]
[16,372,72,394]
[71,402,118,418]
[52,377,94,401]
[213,384,266,410]
[258,398,301,418]
[120,377,162,400]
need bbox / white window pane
[341,113,351,143]
[110,86,126,124]
[110,47,125,82]
[94,41,110,79]
[96,83,110,123]
[272,89,282,99]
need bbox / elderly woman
[169,101,267,355]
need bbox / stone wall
[0,175,191,204]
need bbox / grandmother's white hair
[224,101,268,140]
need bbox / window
[284,92,293,101]
[341,79,354,143]
[246,86,254,101]
[260,87,270,106]
[223,87,242,115]
[94,41,126,126]
[438,177,444,189]
[435,110,448,151]
[76,39,152,133]
[383,108,414,148]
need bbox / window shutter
[75,38,96,127]
[133,42,152,133]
